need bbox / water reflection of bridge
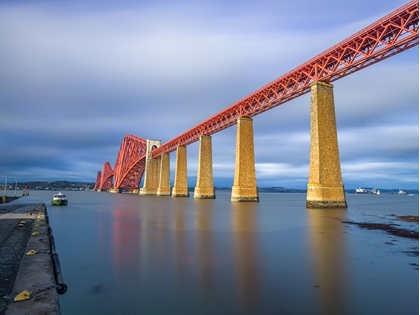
[110,196,356,314]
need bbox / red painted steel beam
[98,162,113,191]
[94,171,101,191]
[113,134,148,190]
[151,0,419,159]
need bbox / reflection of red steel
[112,209,141,271]
[96,1,419,188]
[151,1,419,158]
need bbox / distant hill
[215,187,419,195]
[3,181,418,195]
[3,181,94,191]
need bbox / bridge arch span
[98,162,113,191]
[113,135,148,191]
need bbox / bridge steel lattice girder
[151,0,418,159]
[113,134,148,190]
[94,171,101,191]
[98,162,114,191]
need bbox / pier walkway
[0,202,65,315]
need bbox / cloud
[0,0,417,189]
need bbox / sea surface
[14,190,419,315]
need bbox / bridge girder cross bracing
[113,134,148,190]
[151,0,419,159]
[98,162,113,191]
[94,171,101,191]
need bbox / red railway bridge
[95,1,418,207]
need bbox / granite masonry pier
[0,202,66,315]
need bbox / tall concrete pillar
[231,117,259,202]
[139,139,161,195]
[194,135,215,199]
[157,152,171,196]
[306,81,347,208]
[172,145,189,197]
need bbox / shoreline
[343,215,419,240]
[0,202,65,315]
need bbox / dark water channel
[18,191,419,314]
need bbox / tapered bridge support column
[306,82,347,209]
[157,153,171,196]
[172,145,189,197]
[231,117,259,202]
[194,135,215,199]
[139,139,161,195]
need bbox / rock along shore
[0,202,65,315]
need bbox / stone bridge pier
[194,135,215,199]
[306,81,347,208]
[139,139,162,196]
[133,81,347,208]
[231,117,259,202]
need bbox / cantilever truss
[98,162,113,191]
[151,0,419,159]
[94,171,101,191]
[113,135,148,190]
[95,1,418,189]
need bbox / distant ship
[355,187,380,195]
[397,189,406,195]
[355,187,368,194]
[371,188,380,195]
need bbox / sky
[0,0,418,190]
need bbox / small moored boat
[51,192,68,206]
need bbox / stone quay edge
[0,202,66,315]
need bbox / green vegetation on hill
[1,182,417,195]
[2,181,94,191]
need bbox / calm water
[14,191,419,315]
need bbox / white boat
[356,187,380,195]
[397,189,406,195]
[51,192,68,206]
[355,187,368,194]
